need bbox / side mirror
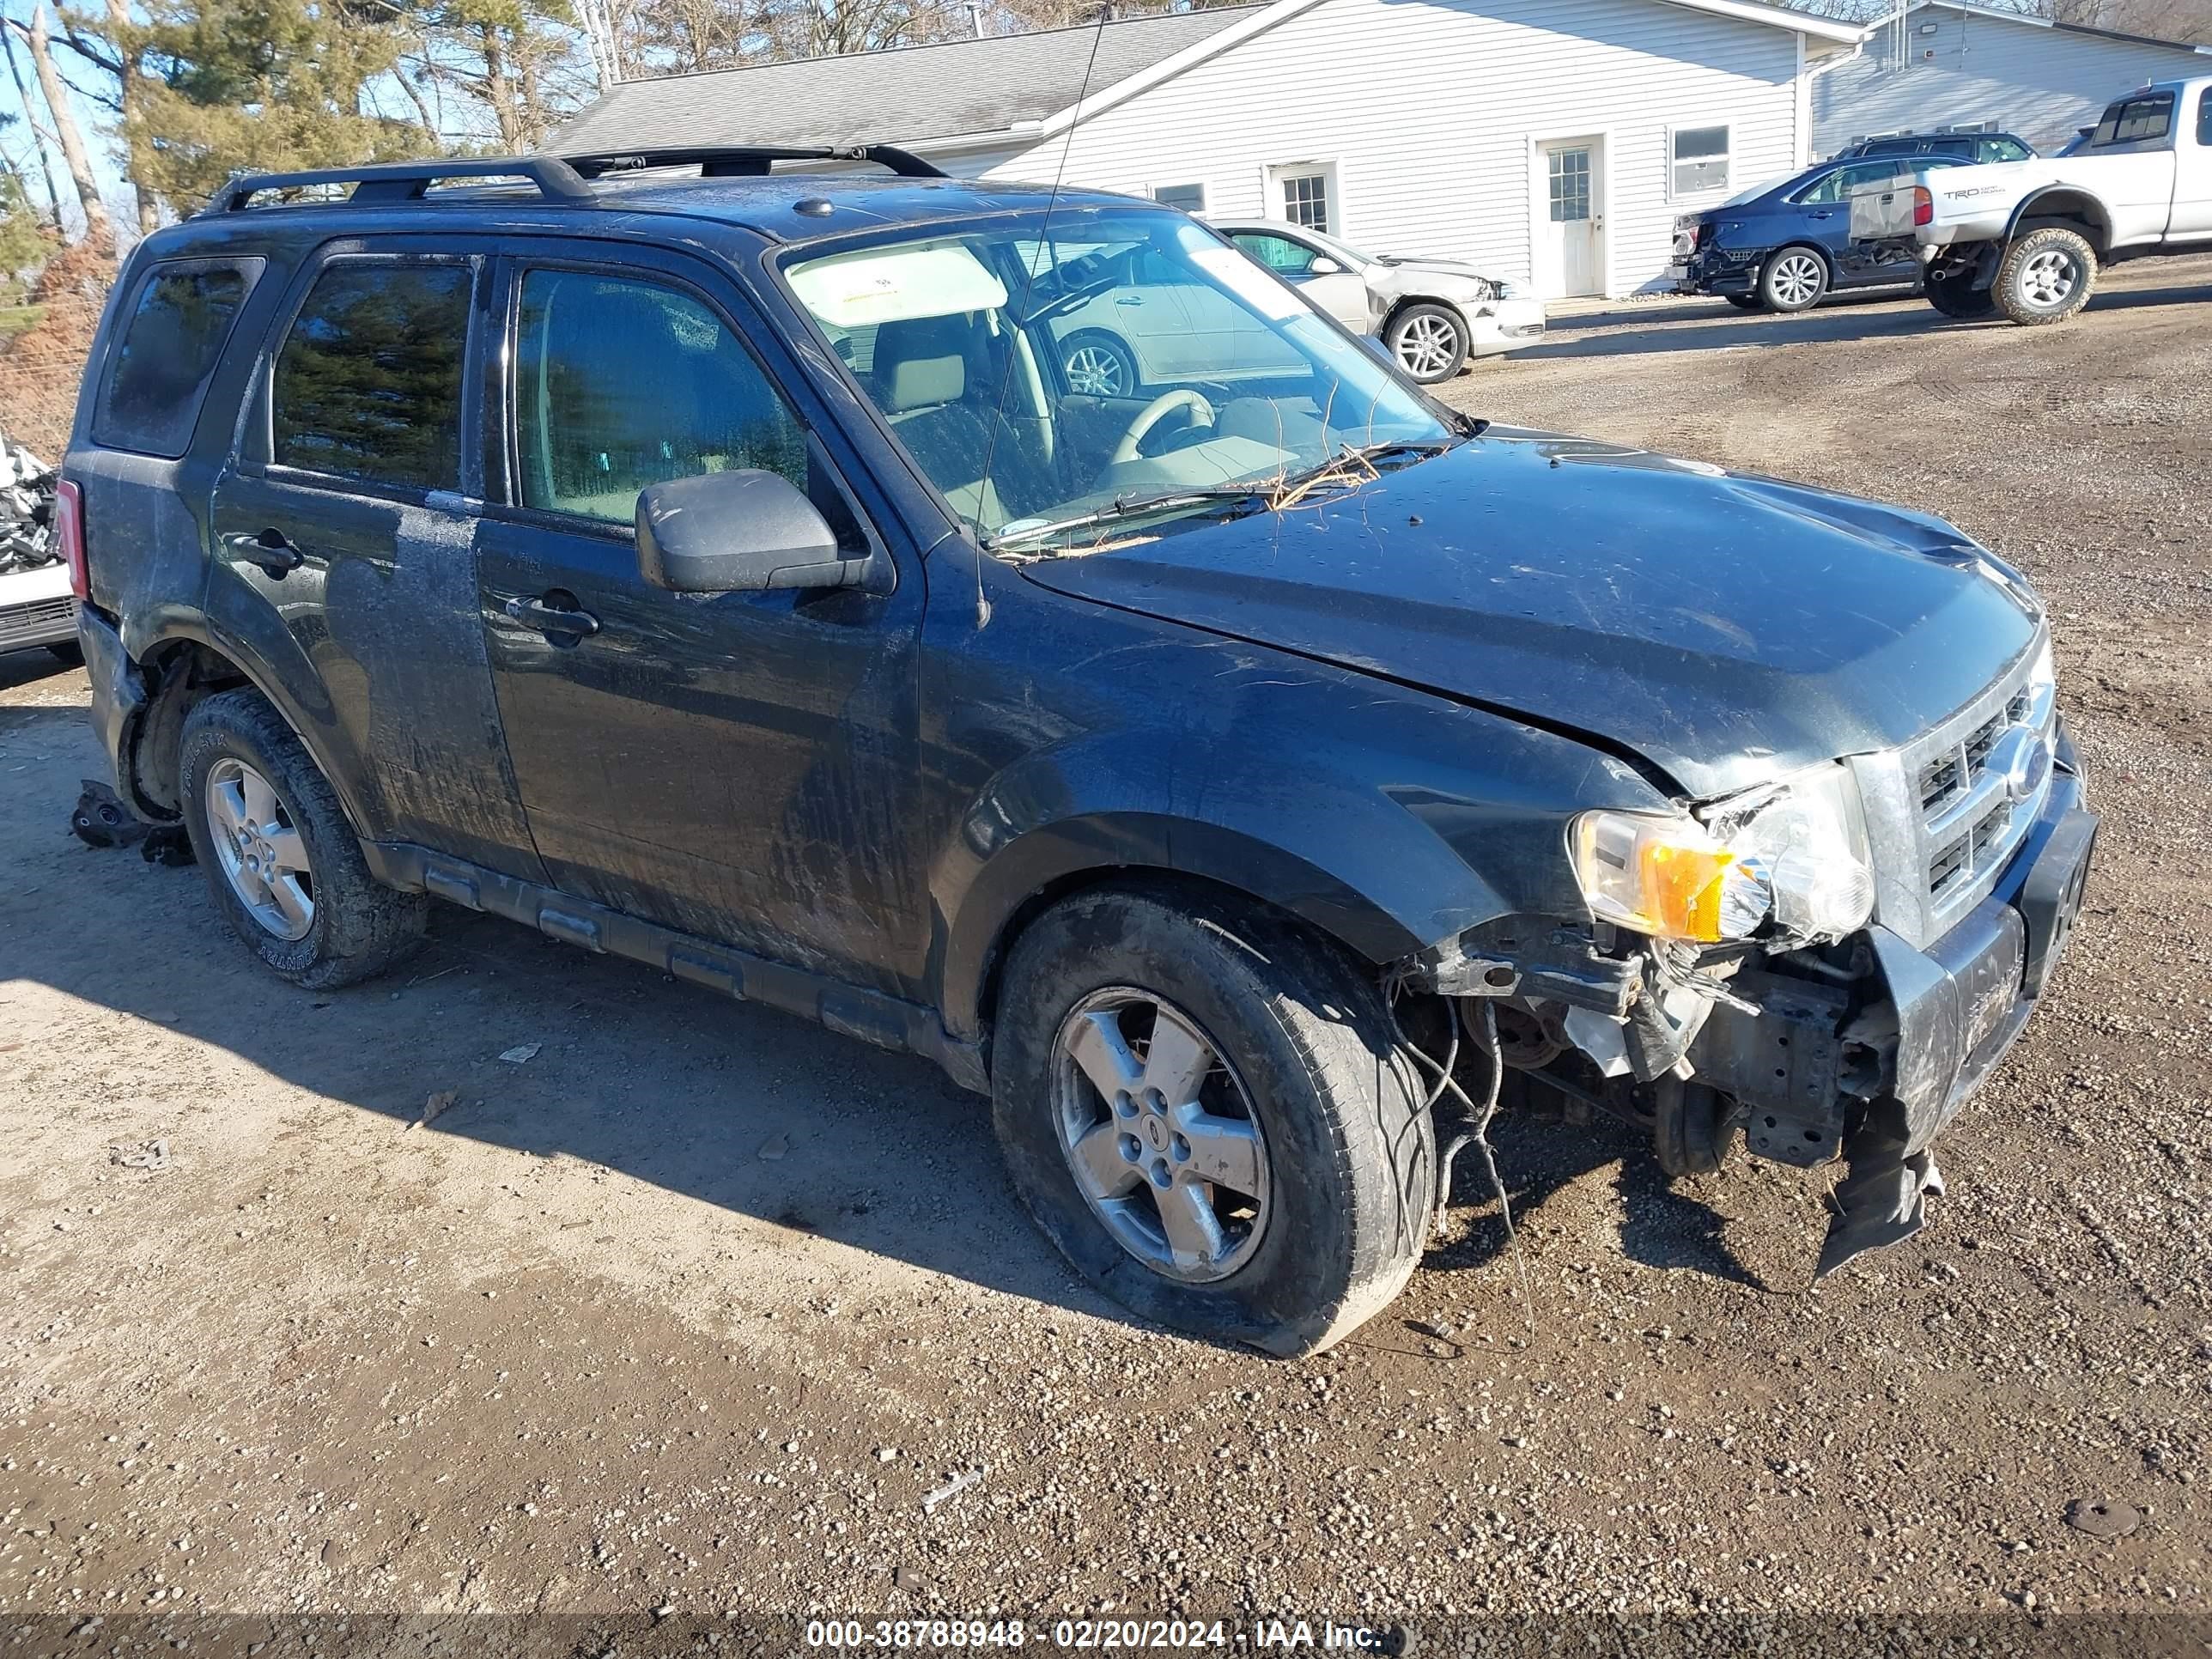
[635,469,870,594]
[1307,256,1344,276]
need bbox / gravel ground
[2,261,2209,1657]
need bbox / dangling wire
[969,0,1112,629]
[1393,994,1534,1335]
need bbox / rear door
[204,240,545,878]
[471,240,930,994]
[1225,231,1370,330]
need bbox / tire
[1060,331,1139,398]
[1384,303,1468,384]
[1925,264,1996,319]
[47,641,84,665]
[1723,294,1763,311]
[990,884,1433,1358]
[178,689,427,989]
[1758,247,1829,313]
[1993,227,2097,326]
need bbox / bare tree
[5,3,104,247]
[1,10,64,223]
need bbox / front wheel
[1385,303,1468,383]
[1758,248,1829,313]
[179,689,428,988]
[990,885,1433,1357]
[1994,228,2097,325]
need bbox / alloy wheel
[1050,988,1271,1284]
[205,757,315,942]
[1395,313,1462,379]
[1769,252,1824,308]
[1064,343,1128,398]
[2019,249,2080,310]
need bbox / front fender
[926,610,1669,1042]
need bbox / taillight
[55,477,88,600]
[1912,187,1935,228]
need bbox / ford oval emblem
[1985,726,2048,803]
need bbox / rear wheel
[1758,248,1829,313]
[1925,262,1996,319]
[990,885,1432,1357]
[1385,303,1469,384]
[179,689,427,988]
[1993,227,2096,325]
[1060,331,1139,398]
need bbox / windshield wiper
[1271,438,1456,498]
[986,486,1269,551]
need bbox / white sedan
[1212,221,1546,383]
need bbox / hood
[1018,431,2040,799]
[1370,256,1502,299]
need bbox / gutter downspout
[1800,34,1870,167]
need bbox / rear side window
[272,262,471,492]
[93,262,258,458]
[2200,89,2211,148]
[513,268,807,524]
[2089,94,2174,149]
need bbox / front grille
[1899,647,2052,927]
[0,595,76,647]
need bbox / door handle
[1114,295,1144,307]
[1809,210,1835,221]
[504,595,600,638]
[222,529,304,577]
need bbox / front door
[472,246,930,996]
[1539,139,1605,299]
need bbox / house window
[1152,182,1206,215]
[1278,170,1331,232]
[1547,148,1592,222]
[1671,125,1730,197]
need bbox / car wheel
[47,641,84,665]
[1723,295,1763,311]
[1060,331,1139,398]
[1925,264,1996,319]
[179,688,428,989]
[990,884,1434,1358]
[1385,303,1468,383]
[1993,228,2096,326]
[1758,248,1829,313]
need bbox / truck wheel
[1758,248,1828,313]
[1925,265,1996,319]
[1385,303,1469,383]
[1994,228,2096,325]
[990,884,1433,1357]
[178,689,427,989]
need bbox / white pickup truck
[1851,76,2212,325]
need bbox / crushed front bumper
[1688,757,2096,1272]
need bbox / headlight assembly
[1570,763,1875,945]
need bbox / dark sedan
[1672,155,1969,312]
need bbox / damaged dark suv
[63,149,2095,1356]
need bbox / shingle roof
[550,8,1261,155]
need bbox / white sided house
[553,0,1867,300]
[1816,1,2212,158]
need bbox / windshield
[785,209,1451,549]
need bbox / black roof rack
[562,145,947,180]
[207,155,595,215]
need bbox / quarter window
[2200,88,2211,148]
[272,263,471,491]
[94,263,258,459]
[514,269,807,526]
[1672,125,1731,196]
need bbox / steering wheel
[1109,389,1217,466]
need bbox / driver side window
[1231,234,1317,276]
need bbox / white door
[1539,139,1605,299]
[2171,85,2212,238]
